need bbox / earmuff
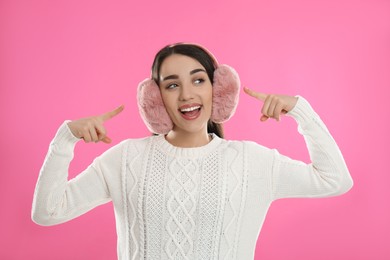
[137,44,240,135]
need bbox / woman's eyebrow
[190,68,206,75]
[162,75,178,81]
[161,68,206,82]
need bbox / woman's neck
[165,129,211,148]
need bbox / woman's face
[158,54,213,135]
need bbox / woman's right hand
[67,105,124,144]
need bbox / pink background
[1,0,389,259]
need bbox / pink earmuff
[137,64,240,134]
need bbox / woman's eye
[166,83,178,89]
[194,78,205,84]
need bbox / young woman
[32,43,353,259]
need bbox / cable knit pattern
[165,158,197,258]
[31,96,353,260]
[126,143,140,259]
[146,148,166,259]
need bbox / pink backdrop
[1,0,389,259]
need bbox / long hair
[151,43,224,138]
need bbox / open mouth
[179,105,202,120]
[180,105,201,113]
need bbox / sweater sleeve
[31,121,122,226]
[271,96,353,200]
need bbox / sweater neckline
[154,133,222,157]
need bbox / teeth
[180,106,201,112]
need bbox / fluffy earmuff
[137,64,240,134]
[137,78,173,135]
[211,65,240,123]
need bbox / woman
[32,43,353,259]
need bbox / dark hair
[151,43,224,138]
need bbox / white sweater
[31,97,353,260]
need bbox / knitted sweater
[31,97,353,260]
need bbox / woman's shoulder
[120,135,154,145]
[217,138,276,168]
[220,138,274,155]
[97,136,155,160]
[115,135,156,152]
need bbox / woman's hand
[67,105,124,143]
[243,87,298,122]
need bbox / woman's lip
[178,103,202,110]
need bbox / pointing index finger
[100,105,124,121]
[243,87,267,101]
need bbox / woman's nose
[179,83,193,101]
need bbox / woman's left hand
[243,87,298,122]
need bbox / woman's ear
[137,79,173,134]
[211,65,240,123]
